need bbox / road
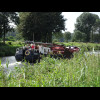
[1,56,22,73]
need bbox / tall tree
[73,30,86,42]
[18,12,66,43]
[64,31,71,42]
[75,12,99,42]
[52,32,64,42]
[0,12,19,44]
[91,19,100,43]
[93,19,100,34]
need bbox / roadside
[0,41,24,57]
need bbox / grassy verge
[0,41,24,57]
[0,51,100,87]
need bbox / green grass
[0,41,24,57]
[0,41,100,87]
[0,51,100,87]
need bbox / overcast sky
[62,12,100,33]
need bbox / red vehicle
[15,41,80,62]
[49,44,80,59]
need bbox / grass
[0,41,100,87]
[0,41,24,57]
[0,51,100,87]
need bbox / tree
[95,19,100,34]
[64,31,71,42]
[52,32,64,42]
[75,12,99,42]
[93,34,100,42]
[0,12,19,44]
[88,18,100,42]
[72,30,86,42]
[18,12,66,43]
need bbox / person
[31,43,35,50]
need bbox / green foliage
[0,51,100,87]
[0,12,19,43]
[72,30,87,42]
[75,12,99,42]
[52,32,64,42]
[5,36,15,41]
[0,41,100,86]
[18,12,66,42]
[52,39,58,43]
[64,31,71,42]
[0,52,5,56]
[92,34,100,43]
[8,41,12,45]
[0,41,24,57]
[5,28,24,41]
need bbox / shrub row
[0,46,16,57]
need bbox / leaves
[0,12,19,43]
[18,12,66,42]
[75,12,99,42]
[0,60,1,66]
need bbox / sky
[62,12,100,33]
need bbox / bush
[0,41,23,57]
[5,36,15,41]
[53,39,58,43]
[0,52,5,57]
[8,42,12,45]
[94,45,100,50]
[86,45,93,51]
[18,42,22,45]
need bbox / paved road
[1,56,34,74]
[1,56,22,73]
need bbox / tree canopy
[64,31,71,42]
[0,12,19,43]
[18,12,66,43]
[72,30,86,42]
[75,12,99,42]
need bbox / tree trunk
[3,23,6,44]
[48,32,52,43]
[44,33,47,43]
[86,32,90,42]
[92,30,93,42]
